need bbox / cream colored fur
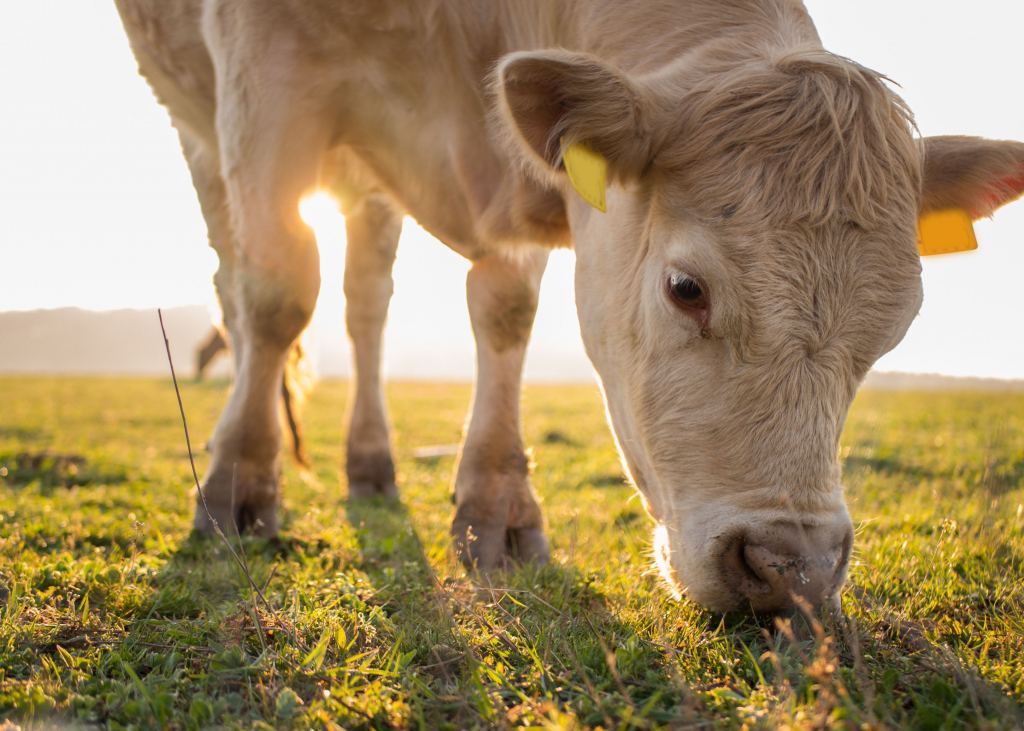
[114,0,1024,609]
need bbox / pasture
[0,375,1022,729]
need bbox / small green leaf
[152,692,175,725]
[55,644,75,669]
[275,687,304,719]
[122,661,150,702]
[301,625,332,671]
[189,697,215,725]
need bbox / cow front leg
[452,248,550,570]
[194,25,330,537]
[343,194,402,498]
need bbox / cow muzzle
[720,521,853,612]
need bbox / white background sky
[1,1,1022,379]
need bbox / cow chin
[651,500,855,613]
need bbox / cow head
[497,48,1024,611]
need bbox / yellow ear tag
[917,208,978,256]
[562,140,607,213]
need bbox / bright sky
[1,1,1022,379]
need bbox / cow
[194,325,228,379]
[114,0,1024,612]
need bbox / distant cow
[194,326,227,379]
[116,0,1024,611]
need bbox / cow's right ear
[496,50,654,182]
[921,136,1024,220]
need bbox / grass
[0,375,1022,730]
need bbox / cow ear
[496,50,653,181]
[921,136,1024,220]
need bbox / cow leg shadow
[343,496,417,573]
[341,494,667,695]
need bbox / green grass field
[0,376,1022,730]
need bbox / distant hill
[861,370,1024,392]
[0,306,218,377]
[3,306,1024,391]
[0,305,587,381]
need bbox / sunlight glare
[299,191,342,232]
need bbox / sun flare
[299,191,342,231]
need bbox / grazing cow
[115,0,1024,611]
[194,325,228,379]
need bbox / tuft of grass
[0,375,1021,729]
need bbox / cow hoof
[509,527,550,564]
[451,519,550,572]
[347,480,400,499]
[194,499,279,538]
[346,449,398,500]
[193,465,280,538]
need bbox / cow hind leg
[343,194,402,499]
[178,129,242,377]
[195,23,330,536]
[452,248,551,571]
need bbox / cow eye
[667,273,707,309]
[666,272,710,331]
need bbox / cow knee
[238,255,319,350]
[466,253,545,351]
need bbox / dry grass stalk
[157,309,307,655]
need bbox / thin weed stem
[158,308,306,655]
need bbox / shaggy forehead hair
[650,45,924,364]
[639,48,925,497]
[656,46,922,229]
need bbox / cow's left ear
[496,50,655,182]
[921,136,1024,220]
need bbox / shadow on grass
[0,426,47,442]
[121,492,1024,730]
[845,453,935,481]
[847,451,1024,496]
[845,587,1024,726]
[340,494,705,725]
[138,492,418,623]
[584,473,628,488]
[0,450,128,491]
[138,531,271,620]
[343,495,412,562]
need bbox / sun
[299,191,342,231]
[298,191,348,255]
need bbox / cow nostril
[745,542,842,611]
[722,537,772,599]
[721,529,849,612]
